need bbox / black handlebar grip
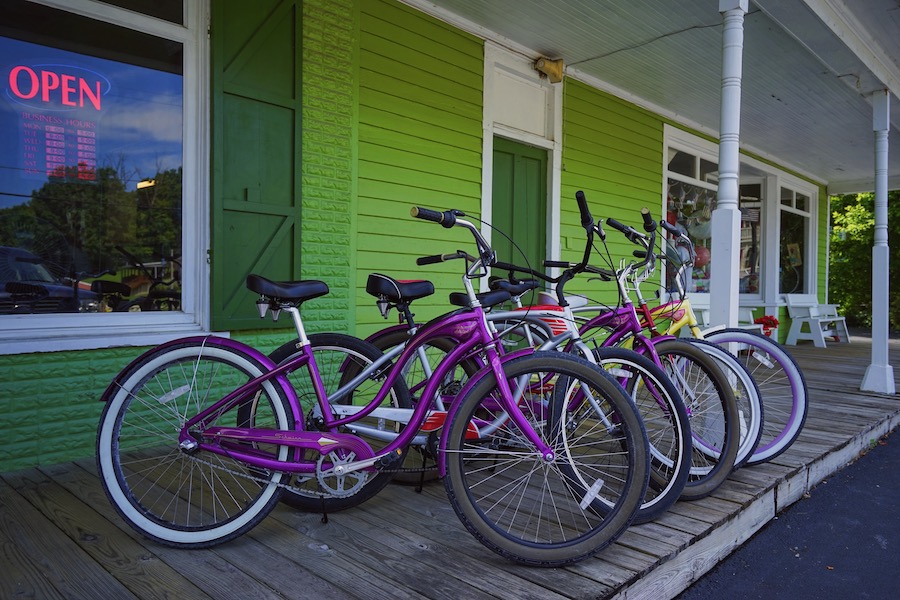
[605,217,629,234]
[640,207,657,232]
[410,206,456,228]
[633,250,647,259]
[544,260,572,269]
[416,254,445,266]
[660,220,679,235]
[575,190,594,229]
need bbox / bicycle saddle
[246,274,329,303]
[366,273,434,302]
[448,289,511,309]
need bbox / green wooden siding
[0,346,146,471]
[355,0,483,337]
[560,79,665,305]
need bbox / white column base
[861,363,896,395]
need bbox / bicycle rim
[96,340,291,547]
[593,347,692,523]
[443,352,648,566]
[682,338,763,468]
[704,328,808,464]
[652,339,740,500]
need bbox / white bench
[685,293,764,332]
[784,293,850,347]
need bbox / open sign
[7,64,111,111]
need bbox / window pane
[795,193,809,212]
[0,2,183,315]
[699,159,718,184]
[780,187,793,206]
[666,178,715,293]
[738,184,762,294]
[668,150,696,177]
[97,1,184,24]
[780,210,807,294]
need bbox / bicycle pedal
[375,448,404,470]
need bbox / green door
[211,0,302,330]
[492,137,548,273]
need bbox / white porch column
[710,0,748,327]
[861,90,895,394]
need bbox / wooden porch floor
[3,336,899,600]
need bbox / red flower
[754,315,779,328]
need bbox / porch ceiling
[413,0,900,194]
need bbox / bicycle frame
[168,238,554,480]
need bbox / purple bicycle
[96,207,650,567]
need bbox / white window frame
[663,126,819,308]
[0,0,212,355]
[776,181,816,298]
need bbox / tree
[829,191,900,330]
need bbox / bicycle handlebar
[640,207,656,233]
[575,190,593,229]
[410,206,458,228]
[416,250,477,266]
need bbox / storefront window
[0,1,183,315]
[779,187,810,294]
[665,147,719,294]
[666,177,716,293]
[666,128,817,303]
[738,183,762,294]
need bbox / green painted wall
[559,78,665,305]
[354,0,483,337]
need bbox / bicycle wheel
[651,339,740,500]
[443,352,649,566]
[366,329,481,484]
[268,333,412,511]
[97,338,291,547]
[703,328,808,465]
[592,347,691,523]
[682,338,763,468]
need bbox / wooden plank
[0,337,896,600]
[0,478,71,600]
[368,477,613,598]
[0,472,141,600]
[613,489,776,600]
[50,461,348,600]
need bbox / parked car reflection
[0,246,99,314]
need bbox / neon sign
[4,62,109,181]
[7,64,110,111]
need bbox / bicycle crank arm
[331,448,404,476]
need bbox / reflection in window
[780,193,809,295]
[666,178,716,293]
[738,184,762,294]
[0,3,183,315]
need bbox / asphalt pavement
[677,425,900,600]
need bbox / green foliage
[829,191,900,329]
[0,166,182,278]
